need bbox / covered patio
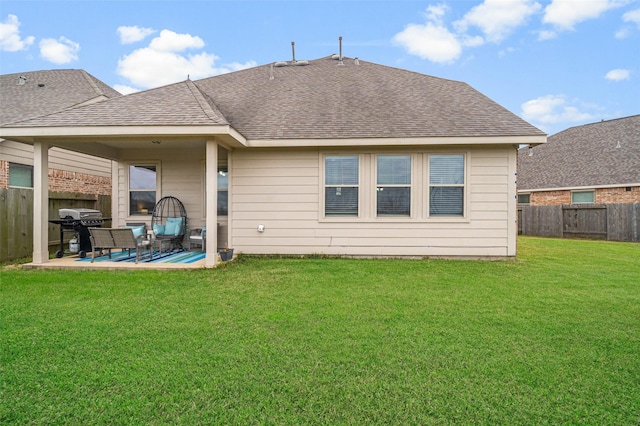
[1,80,247,269]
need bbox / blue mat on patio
[76,249,205,264]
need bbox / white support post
[111,160,119,227]
[205,140,218,267]
[32,141,49,264]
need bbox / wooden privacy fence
[518,203,640,242]
[0,188,111,262]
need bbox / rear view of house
[1,54,546,267]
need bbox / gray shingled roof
[3,56,544,141]
[0,69,121,125]
[518,115,640,190]
[6,79,229,127]
[194,56,544,140]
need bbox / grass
[1,237,639,425]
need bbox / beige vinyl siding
[231,146,516,257]
[0,140,111,177]
[114,147,230,249]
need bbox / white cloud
[623,7,640,26]
[543,0,625,30]
[538,29,558,40]
[117,25,155,44]
[455,0,542,43]
[117,29,256,90]
[0,14,35,52]
[39,36,79,64]
[616,8,640,38]
[148,29,204,52]
[605,68,631,81]
[393,1,541,63]
[521,94,597,125]
[113,84,140,95]
[392,22,462,63]
[393,4,462,63]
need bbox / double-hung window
[325,155,359,216]
[377,155,411,216]
[429,154,465,217]
[129,165,157,215]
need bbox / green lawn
[1,237,639,425]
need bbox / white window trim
[127,161,161,218]
[571,190,595,204]
[320,153,363,221]
[518,193,531,205]
[8,162,34,189]
[320,151,469,223]
[425,153,468,219]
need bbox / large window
[8,163,33,188]
[325,155,359,216]
[377,155,411,216]
[218,165,228,216]
[129,165,157,215]
[571,190,594,204]
[429,154,465,217]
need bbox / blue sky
[1,0,639,135]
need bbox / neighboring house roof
[1,56,545,144]
[518,115,640,191]
[0,69,121,125]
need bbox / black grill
[49,208,106,258]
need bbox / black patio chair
[151,196,187,251]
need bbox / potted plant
[218,244,234,261]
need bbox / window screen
[325,156,358,216]
[429,155,464,216]
[377,155,410,216]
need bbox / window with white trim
[129,165,157,215]
[8,163,33,188]
[325,155,359,216]
[571,190,594,204]
[429,154,465,217]
[376,155,411,216]
[518,193,531,205]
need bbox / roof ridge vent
[274,61,288,67]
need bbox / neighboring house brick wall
[0,160,111,195]
[49,169,111,195]
[597,186,640,204]
[528,186,640,206]
[0,160,7,188]
[530,190,570,206]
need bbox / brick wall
[0,161,111,195]
[529,186,640,206]
[597,186,640,204]
[531,190,570,206]
[0,161,7,188]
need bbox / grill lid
[59,208,103,220]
